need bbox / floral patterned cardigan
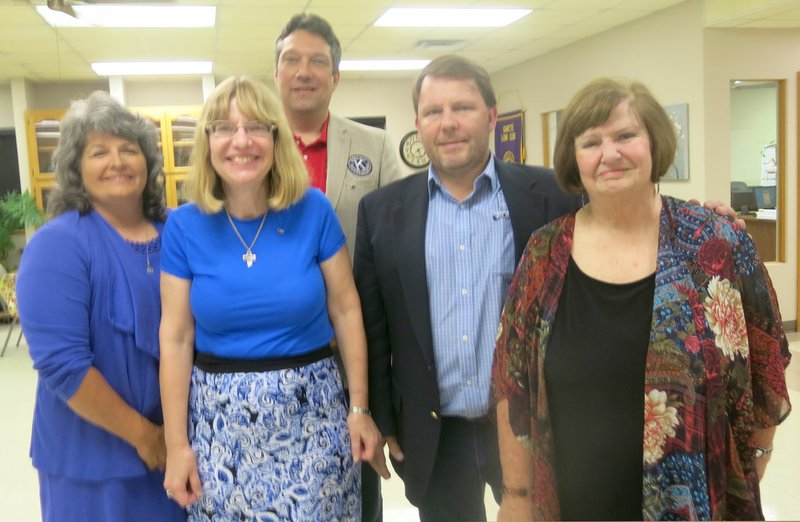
[492,196,791,520]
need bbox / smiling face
[209,97,275,196]
[574,99,653,200]
[415,75,497,182]
[80,132,148,212]
[274,29,339,120]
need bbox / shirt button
[303,154,308,160]
[459,244,465,251]
[466,379,473,385]
[462,335,469,342]
[430,411,439,420]
[461,288,467,296]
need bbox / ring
[165,489,173,499]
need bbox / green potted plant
[0,190,46,270]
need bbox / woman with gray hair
[17,91,186,521]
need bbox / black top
[544,256,654,521]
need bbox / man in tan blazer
[274,13,403,262]
[274,13,404,522]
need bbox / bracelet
[349,406,371,416]
[501,484,533,497]
[754,446,773,458]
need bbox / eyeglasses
[206,121,276,138]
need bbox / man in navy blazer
[353,55,580,521]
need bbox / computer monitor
[753,186,776,209]
[730,184,756,214]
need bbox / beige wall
[704,26,800,321]
[730,85,778,188]
[29,80,108,109]
[492,0,706,203]
[124,78,205,107]
[331,78,418,177]
[0,84,13,128]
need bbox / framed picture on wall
[541,110,562,168]
[662,103,689,180]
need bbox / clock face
[399,130,430,169]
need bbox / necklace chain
[145,240,154,275]
[225,209,268,268]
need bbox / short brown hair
[275,13,341,74]
[554,78,677,194]
[412,55,497,114]
[186,76,308,213]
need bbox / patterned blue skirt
[187,356,360,521]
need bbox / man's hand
[689,199,747,230]
[367,435,405,479]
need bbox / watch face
[399,130,430,169]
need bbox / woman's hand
[163,444,203,508]
[347,411,391,479]
[133,422,167,471]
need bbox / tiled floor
[1,327,798,521]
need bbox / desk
[740,215,776,262]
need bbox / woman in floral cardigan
[492,78,791,521]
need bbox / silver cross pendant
[242,249,256,268]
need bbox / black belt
[193,343,332,373]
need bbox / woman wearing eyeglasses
[159,76,383,520]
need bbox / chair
[0,272,23,357]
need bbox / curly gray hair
[48,91,166,220]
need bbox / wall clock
[399,130,430,169]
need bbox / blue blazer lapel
[393,174,436,367]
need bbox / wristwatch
[754,446,773,458]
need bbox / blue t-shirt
[161,188,346,359]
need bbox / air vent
[415,39,466,49]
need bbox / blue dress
[17,210,185,522]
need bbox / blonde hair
[185,76,309,213]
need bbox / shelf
[26,105,200,210]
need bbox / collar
[293,114,330,147]
[427,155,499,200]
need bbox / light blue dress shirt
[425,160,515,418]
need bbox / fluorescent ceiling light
[36,5,216,28]
[92,61,213,76]
[340,59,430,72]
[375,8,532,28]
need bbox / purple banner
[494,110,525,164]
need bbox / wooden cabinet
[740,215,777,262]
[165,173,189,209]
[25,106,200,210]
[25,109,67,210]
[134,106,200,208]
